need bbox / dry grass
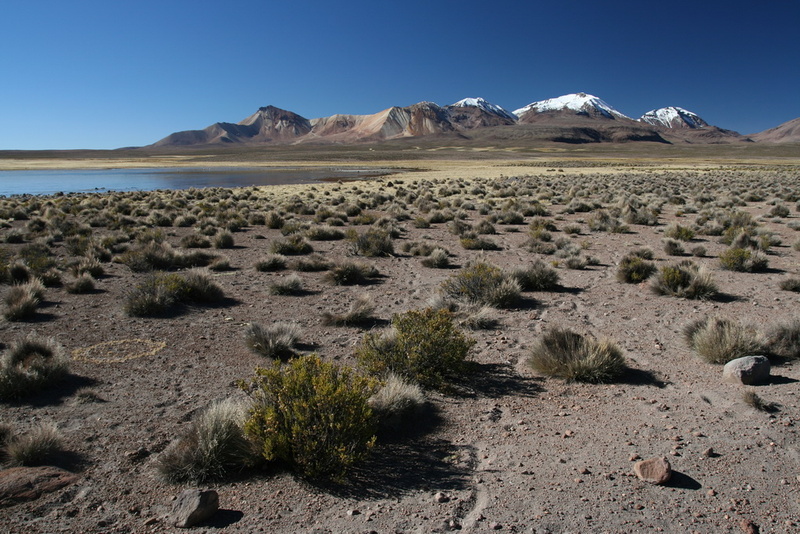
[528,327,627,383]
[684,316,765,364]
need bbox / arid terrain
[1,147,799,533]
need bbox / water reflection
[0,167,387,197]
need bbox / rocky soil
[1,162,799,533]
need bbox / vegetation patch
[527,327,627,383]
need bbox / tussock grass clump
[616,253,657,283]
[527,327,627,383]
[255,254,287,272]
[322,294,376,327]
[270,235,313,255]
[662,238,685,256]
[510,260,560,291]
[719,247,768,272]
[242,354,376,481]
[460,234,500,251]
[368,373,426,431]
[4,283,41,321]
[244,321,301,360]
[348,228,394,257]
[325,261,379,286]
[71,257,104,278]
[4,423,64,467]
[421,248,450,269]
[440,261,521,308]
[305,226,345,241]
[664,223,695,241]
[683,316,764,364]
[356,308,475,390]
[779,278,800,292]
[117,242,214,272]
[292,254,331,272]
[651,261,718,299]
[269,274,305,296]
[765,318,800,360]
[65,272,95,294]
[180,233,211,249]
[213,231,235,249]
[123,271,223,317]
[742,391,780,413]
[156,399,256,483]
[0,334,69,401]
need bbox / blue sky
[1,0,799,149]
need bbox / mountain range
[151,93,800,147]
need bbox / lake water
[0,167,391,197]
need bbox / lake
[0,167,392,197]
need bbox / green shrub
[719,247,768,272]
[4,423,63,466]
[0,334,69,401]
[527,327,627,383]
[17,244,57,277]
[616,253,657,283]
[440,262,520,308]
[460,235,500,251]
[651,261,718,299]
[356,308,475,390]
[511,260,560,291]
[123,271,223,316]
[348,228,394,257]
[684,316,764,364]
[156,399,256,483]
[243,322,301,360]
[242,355,376,481]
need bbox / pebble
[434,492,449,503]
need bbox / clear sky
[2,0,799,150]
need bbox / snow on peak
[513,93,629,120]
[638,107,707,129]
[451,97,517,120]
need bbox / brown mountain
[750,117,800,144]
[152,106,311,146]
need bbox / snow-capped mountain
[449,97,517,121]
[514,93,630,121]
[639,107,708,129]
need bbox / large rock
[0,466,78,507]
[633,457,672,485]
[723,356,770,385]
[170,488,219,528]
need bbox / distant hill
[750,117,800,144]
[150,93,788,147]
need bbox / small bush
[269,274,304,296]
[244,322,301,360]
[325,261,379,286]
[511,260,559,291]
[440,262,520,308]
[651,261,717,300]
[460,235,500,251]
[322,294,376,327]
[123,271,223,316]
[719,247,768,272]
[527,327,627,383]
[356,308,475,390]
[765,318,800,360]
[181,234,211,249]
[616,253,657,283]
[305,226,345,241]
[5,423,63,466]
[181,270,225,303]
[683,316,764,364]
[242,354,376,481]
[255,254,287,272]
[71,257,104,278]
[293,254,331,272]
[0,334,69,401]
[156,399,256,483]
